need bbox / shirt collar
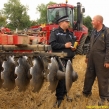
[58,26,69,33]
[94,24,106,32]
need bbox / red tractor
[29,1,89,55]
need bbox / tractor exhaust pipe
[77,2,85,31]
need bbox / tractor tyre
[76,35,89,55]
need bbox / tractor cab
[47,2,85,32]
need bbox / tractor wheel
[76,35,89,55]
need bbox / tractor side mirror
[82,8,85,13]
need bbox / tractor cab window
[47,7,74,28]
[47,8,65,24]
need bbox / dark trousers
[55,58,72,100]
[56,79,67,100]
[83,53,109,100]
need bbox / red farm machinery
[0,1,89,94]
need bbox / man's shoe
[98,99,105,106]
[53,99,62,108]
[66,94,73,102]
[98,98,109,106]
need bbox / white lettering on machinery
[56,33,66,36]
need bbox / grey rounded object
[1,56,16,90]
[0,58,3,88]
[15,56,30,91]
[65,60,73,92]
[47,57,59,93]
[30,56,44,92]
[65,60,78,93]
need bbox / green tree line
[0,0,92,33]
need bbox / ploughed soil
[0,55,108,109]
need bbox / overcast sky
[0,0,109,27]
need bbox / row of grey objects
[0,56,78,93]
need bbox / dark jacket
[49,27,75,58]
[86,25,109,63]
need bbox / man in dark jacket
[49,15,76,107]
[82,15,109,105]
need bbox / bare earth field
[0,55,108,109]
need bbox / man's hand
[65,42,72,48]
[104,63,109,68]
[70,46,76,51]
